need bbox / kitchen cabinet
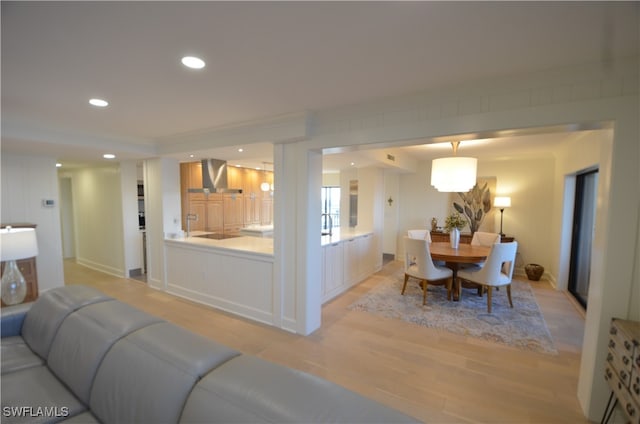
[223,194,244,234]
[180,161,273,233]
[322,242,344,301]
[322,232,379,303]
[261,197,273,226]
[244,194,261,226]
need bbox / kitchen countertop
[166,228,374,254]
[320,228,373,246]
[165,231,274,256]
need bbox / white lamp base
[1,260,27,305]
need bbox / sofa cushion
[1,365,86,424]
[1,336,44,375]
[1,302,33,337]
[181,355,418,423]
[90,322,240,424]
[57,412,99,423]
[22,286,111,360]
[47,299,163,404]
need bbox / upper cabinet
[179,161,273,232]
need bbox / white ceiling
[1,2,637,169]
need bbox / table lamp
[1,226,38,305]
[494,197,511,237]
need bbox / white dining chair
[456,241,518,313]
[407,229,431,242]
[463,231,502,274]
[470,231,500,247]
[402,237,453,305]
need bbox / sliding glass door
[568,169,598,309]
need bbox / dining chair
[407,229,431,242]
[470,231,500,246]
[402,237,453,305]
[463,231,502,276]
[456,241,518,313]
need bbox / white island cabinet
[164,235,275,326]
[321,231,379,303]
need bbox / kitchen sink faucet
[321,213,333,236]
[186,213,198,237]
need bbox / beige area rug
[348,271,558,355]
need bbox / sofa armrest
[1,302,33,337]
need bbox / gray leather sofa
[1,285,418,423]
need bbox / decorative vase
[525,263,544,281]
[449,228,460,249]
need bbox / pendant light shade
[430,141,477,192]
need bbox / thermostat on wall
[42,199,55,207]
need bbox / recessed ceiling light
[56,163,62,168]
[181,56,205,69]
[103,153,116,159]
[350,162,355,166]
[189,154,194,158]
[89,98,109,107]
[238,148,244,152]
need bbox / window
[321,186,340,232]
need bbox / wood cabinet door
[205,200,224,233]
[189,201,206,231]
[261,198,272,225]
[224,194,244,231]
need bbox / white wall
[551,130,611,290]
[69,166,126,276]
[383,171,400,255]
[143,157,181,290]
[478,156,556,274]
[1,153,65,292]
[397,161,450,255]
[58,177,75,259]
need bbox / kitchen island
[164,228,380,332]
[164,232,275,327]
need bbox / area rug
[348,272,558,355]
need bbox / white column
[274,142,322,335]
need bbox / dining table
[429,242,491,301]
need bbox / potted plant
[444,212,467,249]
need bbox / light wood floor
[64,259,587,423]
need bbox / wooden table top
[429,242,490,263]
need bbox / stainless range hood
[188,159,243,194]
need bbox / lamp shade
[494,196,512,208]
[430,157,478,192]
[1,228,38,261]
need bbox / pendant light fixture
[430,141,477,192]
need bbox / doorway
[568,169,598,309]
